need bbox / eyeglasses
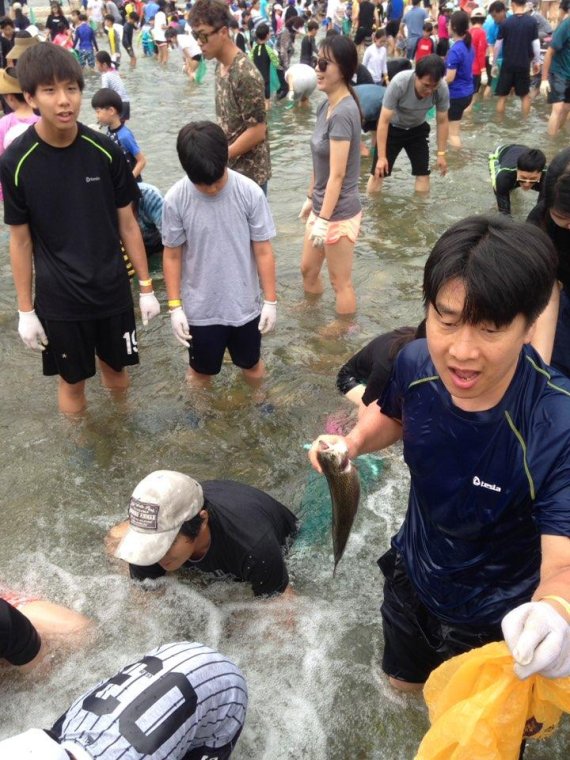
[191,26,223,43]
[316,58,333,72]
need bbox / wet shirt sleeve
[242,538,290,597]
[0,599,41,666]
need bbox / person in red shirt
[469,6,488,104]
[415,21,435,61]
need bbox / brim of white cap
[114,525,178,566]
[0,729,69,760]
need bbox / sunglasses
[316,57,334,72]
[191,26,223,43]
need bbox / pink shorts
[307,210,362,245]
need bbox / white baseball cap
[114,471,204,566]
[0,729,69,759]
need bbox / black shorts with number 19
[40,309,139,384]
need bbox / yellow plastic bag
[415,641,570,760]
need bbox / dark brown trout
[316,439,360,576]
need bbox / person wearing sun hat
[5,31,39,66]
[0,66,39,199]
[109,470,298,596]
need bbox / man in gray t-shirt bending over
[162,120,277,388]
[367,55,450,195]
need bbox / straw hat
[0,67,21,94]
[9,36,40,60]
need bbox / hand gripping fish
[316,439,360,576]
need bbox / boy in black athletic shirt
[0,44,160,414]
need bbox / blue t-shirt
[446,39,475,98]
[388,0,403,21]
[498,13,538,71]
[404,5,427,39]
[379,340,570,628]
[106,124,141,176]
[483,16,502,50]
[74,23,96,51]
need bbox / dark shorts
[547,71,570,104]
[436,37,449,57]
[191,53,202,62]
[495,67,530,97]
[472,73,481,93]
[39,309,139,384]
[188,316,261,375]
[123,44,135,58]
[448,94,472,121]
[378,548,503,684]
[370,121,430,177]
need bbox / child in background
[92,88,146,180]
[415,21,435,61]
[123,11,138,67]
[0,68,40,200]
[53,21,74,48]
[103,12,122,67]
[250,22,280,108]
[73,12,98,68]
[95,50,131,119]
[362,29,388,84]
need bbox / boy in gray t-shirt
[162,121,277,387]
[367,56,450,195]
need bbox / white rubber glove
[540,79,551,97]
[298,196,313,220]
[258,300,277,334]
[502,601,570,679]
[18,309,48,350]
[480,70,488,86]
[139,291,160,326]
[169,306,192,347]
[310,216,329,248]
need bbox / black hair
[423,215,557,327]
[511,0,526,5]
[179,511,205,539]
[387,325,421,360]
[79,12,88,21]
[286,15,304,31]
[318,34,363,120]
[255,21,270,39]
[176,120,228,185]
[415,53,446,81]
[0,16,14,28]
[307,19,319,30]
[374,27,386,39]
[104,13,115,22]
[560,0,570,13]
[17,42,84,96]
[229,17,239,28]
[412,0,421,5]
[14,29,31,38]
[165,27,177,39]
[91,86,122,111]
[488,1,506,13]
[423,21,433,32]
[189,0,231,29]
[450,10,471,46]
[95,50,112,66]
[517,148,546,173]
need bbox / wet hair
[517,148,546,173]
[488,1,506,13]
[318,34,362,119]
[423,215,557,327]
[177,120,228,185]
[179,511,205,539]
[17,42,84,95]
[255,21,270,39]
[307,19,319,31]
[189,0,231,29]
[374,27,386,39]
[423,21,433,32]
[96,50,112,66]
[450,10,471,46]
[415,53,446,81]
[91,86,122,111]
[387,325,423,360]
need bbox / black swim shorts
[188,316,262,375]
[378,547,503,684]
[370,121,431,178]
[448,94,472,122]
[495,67,530,98]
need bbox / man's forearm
[162,246,183,301]
[376,118,390,158]
[228,123,266,160]
[436,116,449,152]
[9,233,34,312]
[345,403,403,459]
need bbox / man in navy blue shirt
[310,215,570,698]
[494,0,540,116]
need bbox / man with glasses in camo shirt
[189,0,271,194]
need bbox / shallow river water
[1,46,569,758]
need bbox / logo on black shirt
[472,476,502,493]
[86,176,101,182]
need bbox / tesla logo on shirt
[472,476,502,493]
[86,176,101,182]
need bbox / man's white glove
[18,309,48,350]
[310,216,329,248]
[298,196,313,220]
[480,70,488,86]
[540,79,551,97]
[258,300,277,334]
[139,291,160,326]
[169,306,192,347]
[502,601,570,679]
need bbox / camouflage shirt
[215,50,271,186]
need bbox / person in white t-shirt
[152,0,168,63]
[362,28,388,84]
[168,24,203,78]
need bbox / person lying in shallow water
[108,470,298,597]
